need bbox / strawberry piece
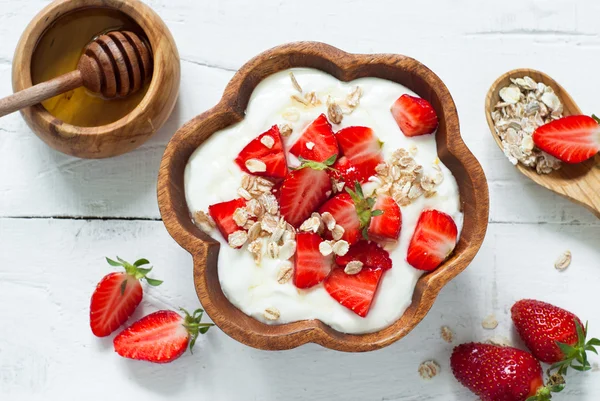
[113,308,213,364]
[407,209,457,271]
[208,198,247,244]
[451,343,550,401]
[328,156,361,190]
[335,240,392,271]
[511,299,599,372]
[324,267,384,317]
[391,94,439,137]
[235,125,288,178]
[90,257,162,337]
[368,195,401,242]
[335,126,383,182]
[279,165,331,228]
[319,193,361,245]
[289,114,338,162]
[532,115,600,163]
[293,232,334,289]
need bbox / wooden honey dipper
[0,31,152,118]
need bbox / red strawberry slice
[335,240,392,271]
[335,126,383,182]
[407,209,458,271]
[451,343,546,401]
[293,232,334,289]
[90,257,162,337]
[319,193,361,245]
[113,308,213,363]
[328,156,361,189]
[368,195,401,242]
[208,198,247,244]
[391,94,439,137]
[324,267,384,317]
[235,125,288,178]
[532,115,600,163]
[289,114,338,162]
[279,166,331,228]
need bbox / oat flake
[418,360,440,380]
[554,250,571,271]
[482,315,498,330]
[440,326,454,343]
[264,307,280,321]
[344,261,363,275]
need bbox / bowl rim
[158,41,489,352]
[11,0,173,136]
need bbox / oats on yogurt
[491,76,563,174]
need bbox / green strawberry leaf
[145,278,163,286]
[106,257,122,267]
[134,258,150,267]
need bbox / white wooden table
[1,1,599,399]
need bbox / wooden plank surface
[0,0,599,399]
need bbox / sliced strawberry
[407,210,458,271]
[289,114,338,162]
[293,232,334,289]
[335,240,392,271]
[208,198,247,244]
[328,156,361,189]
[368,195,401,242]
[319,193,361,245]
[279,164,331,228]
[335,126,383,182]
[324,267,384,317]
[113,308,213,364]
[90,257,162,337]
[235,125,288,178]
[532,115,600,163]
[391,94,439,137]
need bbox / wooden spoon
[485,68,600,218]
[0,30,152,118]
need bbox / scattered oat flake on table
[554,250,571,271]
[440,326,454,343]
[418,360,440,380]
[482,314,498,330]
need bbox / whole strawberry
[90,257,162,337]
[451,343,563,401]
[114,308,214,363]
[511,299,600,374]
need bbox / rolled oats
[440,326,454,343]
[482,315,498,330]
[279,124,293,137]
[237,187,253,200]
[289,71,302,93]
[418,360,440,380]
[554,250,571,271]
[300,215,322,233]
[319,240,333,256]
[277,262,293,284]
[492,76,563,174]
[344,260,363,275]
[233,207,251,227]
[321,212,336,231]
[260,135,275,149]
[346,86,363,109]
[247,222,262,241]
[264,307,280,321]
[228,230,248,248]
[282,109,300,122]
[306,141,315,150]
[247,239,262,264]
[327,101,343,124]
[332,240,349,256]
[193,211,216,232]
[279,240,296,260]
[267,241,280,258]
[245,158,267,173]
[261,214,279,233]
[331,224,345,241]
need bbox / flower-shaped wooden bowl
[158,42,489,352]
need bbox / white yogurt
[184,68,463,334]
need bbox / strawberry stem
[345,181,384,240]
[526,373,565,401]
[180,307,215,354]
[294,155,337,171]
[106,256,163,288]
[549,320,600,375]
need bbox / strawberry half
[113,308,214,364]
[324,267,384,317]
[90,257,162,337]
[450,343,557,401]
[335,126,383,182]
[235,125,288,178]
[511,299,599,373]
[279,158,333,228]
[293,232,334,289]
[407,209,458,271]
[391,94,438,137]
[532,115,600,163]
[208,198,247,244]
[319,182,384,245]
[289,114,339,162]
[335,240,392,271]
[368,195,401,242]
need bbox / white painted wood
[0,0,599,399]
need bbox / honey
[31,8,149,127]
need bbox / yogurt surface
[184,68,463,334]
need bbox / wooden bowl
[158,42,489,351]
[12,0,180,159]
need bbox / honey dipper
[0,31,153,118]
